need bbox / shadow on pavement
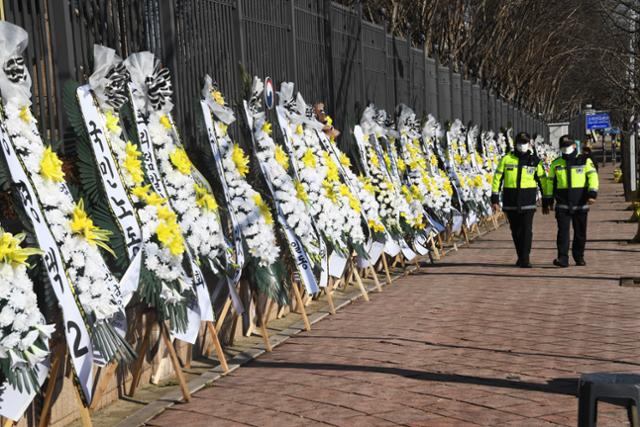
[413,270,619,281]
[246,360,579,397]
[293,335,640,368]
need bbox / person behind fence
[491,131,546,268]
[543,135,599,267]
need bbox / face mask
[561,146,575,155]
[516,143,529,153]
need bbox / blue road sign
[586,112,610,130]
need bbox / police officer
[543,135,599,267]
[491,132,546,268]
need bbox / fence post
[47,0,76,145]
[158,2,178,91]
[434,45,440,122]
[357,2,366,109]
[423,44,428,118]
[235,0,247,71]
[289,0,298,84]
[383,15,390,111]
[323,0,335,116]
[406,35,411,108]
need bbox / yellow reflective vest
[491,151,546,211]
[543,153,599,211]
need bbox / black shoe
[515,259,522,267]
[575,259,586,266]
[553,259,569,268]
[519,261,532,268]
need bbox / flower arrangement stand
[461,224,471,245]
[252,294,273,352]
[289,275,312,331]
[127,312,155,398]
[380,254,392,285]
[202,321,230,373]
[367,266,383,292]
[324,279,337,314]
[429,235,441,260]
[127,312,191,402]
[38,344,92,427]
[158,322,191,402]
[344,259,370,302]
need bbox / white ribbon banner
[0,119,94,403]
[77,85,143,301]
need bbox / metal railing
[3,0,547,149]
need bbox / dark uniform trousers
[505,210,535,263]
[555,209,588,263]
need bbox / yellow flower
[430,154,438,167]
[361,177,376,194]
[454,154,463,165]
[217,122,228,136]
[105,110,121,134]
[326,115,333,126]
[19,106,31,123]
[413,214,427,230]
[410,185,423,202]
[253,194,273,225]
[302,148,317,169]
[369,149,379,168]
[363,133,370,142]
[338,152,351,168]
[397,157,406,173]
[0,229,42,267]
[157,206,177,222]
[70,199,115,256]
[123,141,144,184]
[443,178,453,197]
[40,147,65,182]
[211,90,225,106]
[132,184,151,199]
[295,124,304,136]
[323,151,340,182]
[145,192,166,206]
[261,121,272,135]
[340,184,361,213]
[401,185,413,202]
[294,180,309,203]
[159,115,172,130]
[274,145,289,171]
[322,180,338,203]
[231,144,250,176]
[367,219,385,234]
[156,219,185,256]
[383,153,391,170]
[170,148,192,175]
[194,183,218,211]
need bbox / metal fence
[4,0,547,149]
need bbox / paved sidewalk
[147,168,640,427]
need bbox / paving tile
[147,167,640,426]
